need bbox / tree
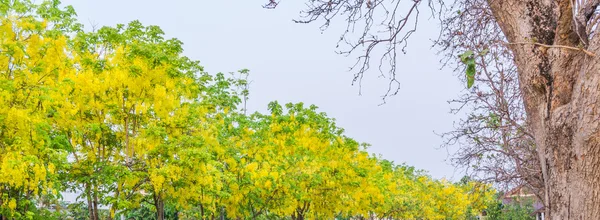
[0,2,245,219]
[269,0,600,218]
[438,0,544,199]
[219,102,377,219]
[0,0,79,218]
[64,20,244,220]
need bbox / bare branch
[269,0,442,102]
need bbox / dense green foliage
[485,198,536,220]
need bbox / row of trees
[0,1,493,219]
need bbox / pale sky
[60,0,466,180]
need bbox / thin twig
[507,41,596,57]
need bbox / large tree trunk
[488,0,600,219]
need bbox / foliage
[212,102,494,219]
[480,195,536,220]
[121,204,179,220]
[0,0,78,217]
[63,202,109,220]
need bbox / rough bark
[488,0,600,218]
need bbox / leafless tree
[436,0,543,198]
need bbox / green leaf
[466,63,476,88]
[480,48,489,56]
[459,50,474,62]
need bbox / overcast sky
[60,0,467,181]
